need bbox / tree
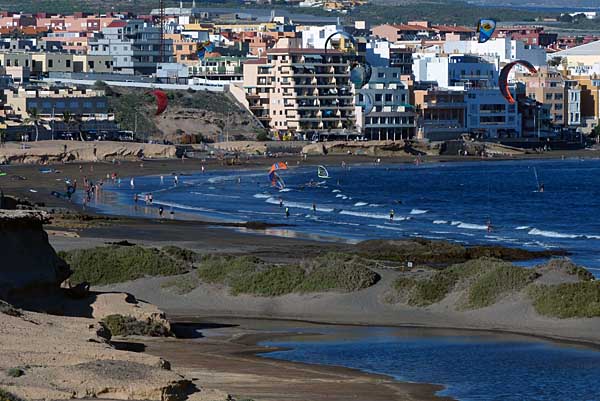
[24,108,41,141]
[62,111,84,141]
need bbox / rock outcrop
[0,140,178,164]
[0,210,70,300]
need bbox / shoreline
[140,318,455,401]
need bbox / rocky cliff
[0,210,70,300]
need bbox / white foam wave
[279,188,292,192]
[354,202,368,207]
[528,228,578,239]
[410,209,428,215]
[371,224,404,232]
[451,221,461,226]
[340,210,407,221]
[191,192,240,199]
[457,222,488,230]
[151,200,214,213]
[265,197,333,212]
[332,189,341,193]
[433,220,448,225]
[253,193,271,199]
[368,204,382,207]
[516,226,530,230]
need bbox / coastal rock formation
[302,140,434,157]
[0,210,70,300]
[0,140,178,165]
[0,309,191,401]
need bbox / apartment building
[465,88,521,138]
[367,41,413,75]
[356,67,415,140]
[414,88,466,140]
[89,20,173,75]
[517,68,580,126]
[413,54,497,89]
[4,85,110,120]
[569,75,600,127]
[243,48,355,135]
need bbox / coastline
[140,318,455,401]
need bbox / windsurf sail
[269,171,286,190]
[269,162,288,175]
[533,167,540,189]
[317,165,330,179]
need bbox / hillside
[103,84,265,143]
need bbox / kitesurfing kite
[324,31,357,53]
[148,89,168,115]
[324,30,371,90]
[268,162,288,190]
[197,40,215,60]
[317,165,330,179]
[498,60,538,104]
[477,19,496,43]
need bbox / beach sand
[5,146,600,401]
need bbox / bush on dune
[529,282,600,318]
[0,389,26,401]
[196,253,380,297]
[59,245,188,286]
[101,314,170,337]
[297,253,380,293]
[391,258,536,308]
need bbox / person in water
[279,198,283,208]
[158,206,164,217]
[312,202,317,213]
[539,183,545,193]
[134,193,138,204]
[390,209,395,222]
[285,207,290,218]
[487,219,493,233]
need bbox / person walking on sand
[390,209,395,222]
[285,207,290,218]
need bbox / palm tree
[24,108,40,141]
[73,114,85,142]
[62,111,73,139]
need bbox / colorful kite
[477,19,496,43]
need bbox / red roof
[107,20,127,28]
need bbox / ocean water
[87,158,600,271]
[259,326,600,401]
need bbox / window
[385,94,392,102]
[375,94,382,101]
[378,72,384,78]
[66,60,71,68]
[176,45,182,50]
[48,59,53,68]
[83,101,92,108]
[56,101,65,108]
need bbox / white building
[565,80,582,127]
[465,88,521,137]
[301,25,343,50]
[443,37,547,69]
[412,53,497,89]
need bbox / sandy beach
[4,141,600,401]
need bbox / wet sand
[141,319,454,401]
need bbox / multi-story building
[569,75,600,128]
[367,41,413,75]
[355,67,415,140]
[414,88,466,141]
[412,54,497,89]
[465,88,521,138]
[520,68,582,128]
[89,20,172,75]
[442,37,547,69]
[550,40,600,68]
[243,48,355,136]
[4,85,110,120]
[497,26,558,48]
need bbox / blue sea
[87,158,600,272]
[258,325,600,401]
